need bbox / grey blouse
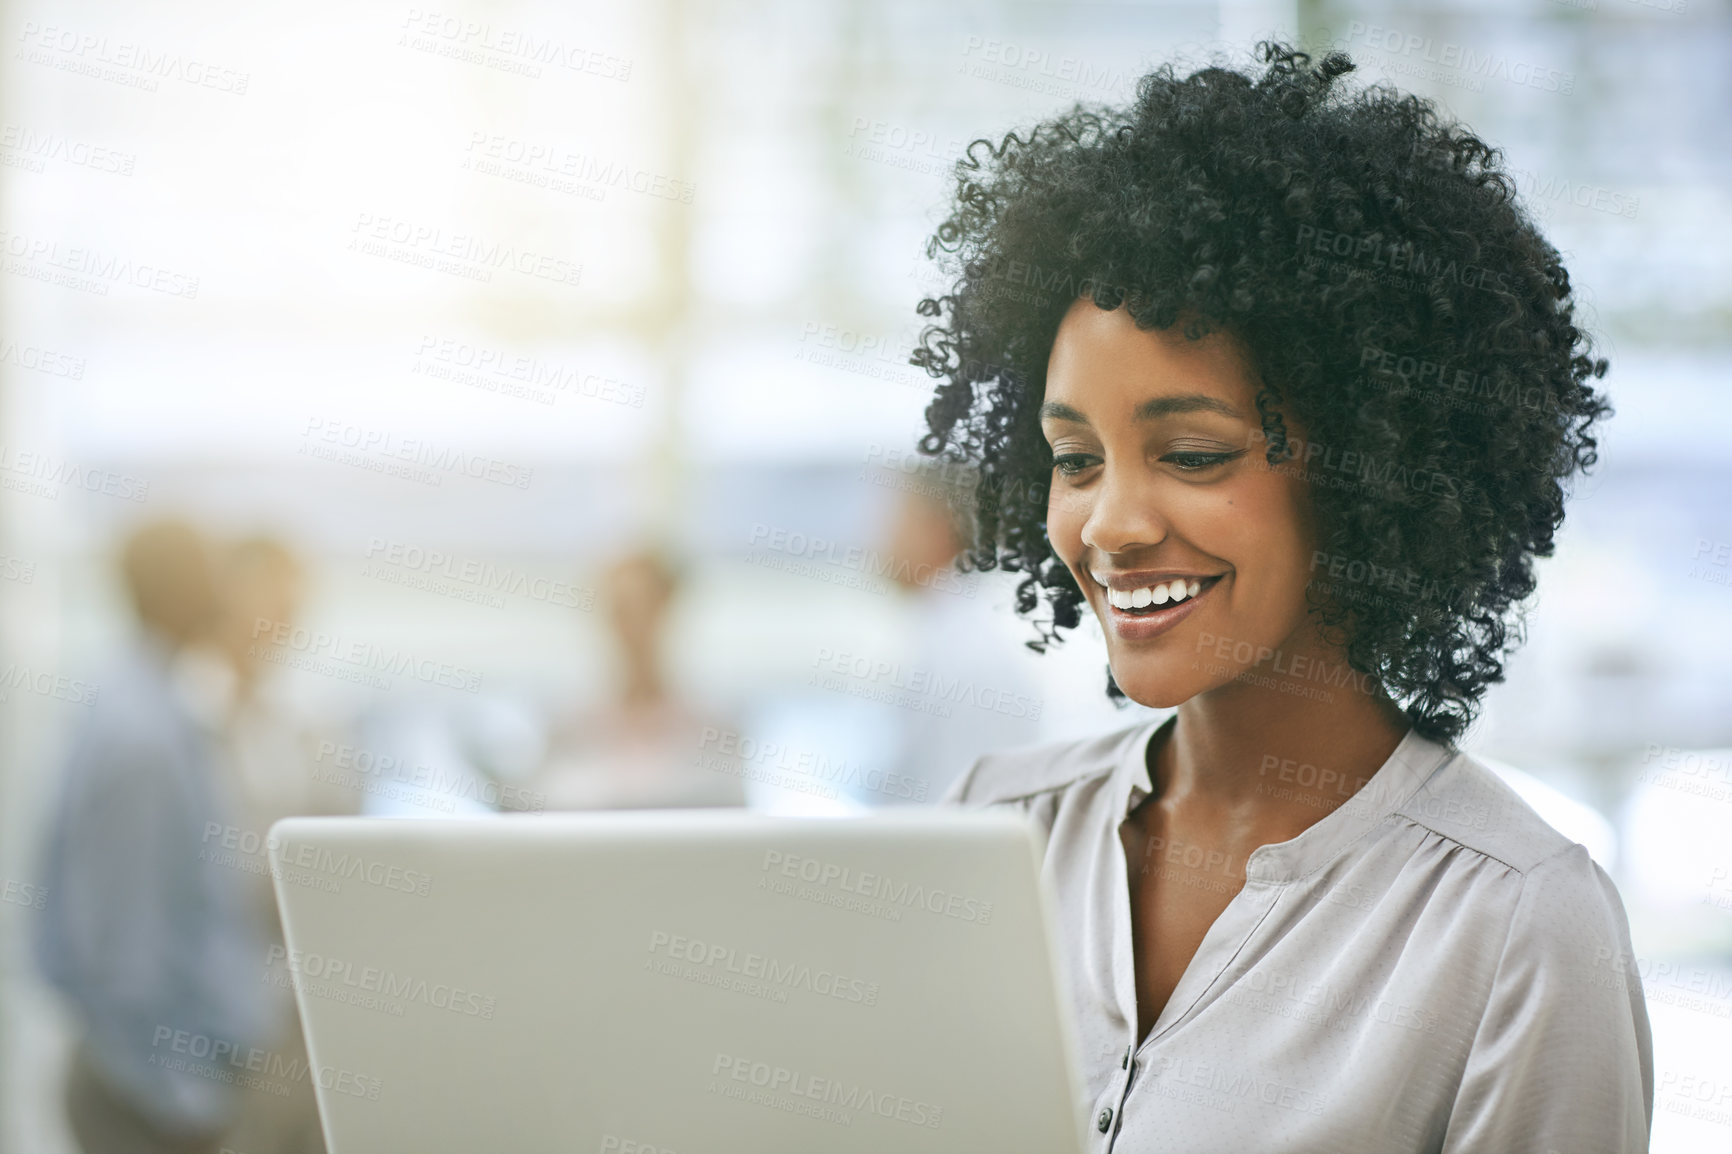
[941,717,1653,1152]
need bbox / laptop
[267,809,1089,1153]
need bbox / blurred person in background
[202,535,354,836]
[193,534,348,1154]
[865,462,1043,805]
[535,546,746,809]
[34,519,273,1154]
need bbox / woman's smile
[1086,570,1228,640]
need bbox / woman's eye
[1164,450,1242,472]
[1052,453,1100,477]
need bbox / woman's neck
[1151,647,1413,828]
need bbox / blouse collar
[1113,713,1457,884]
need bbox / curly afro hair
[910,42,1611,745]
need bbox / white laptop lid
[268,809,1088,1154]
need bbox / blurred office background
[0,0,1728,1149]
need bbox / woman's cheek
[1047,487,1087,555]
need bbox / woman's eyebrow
[1038,394,1242,425]
[1038,401,1089,423]
[1135,394,1242,420]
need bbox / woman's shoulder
[941,716,1161,807]
[1394,747,1591,878]
[1390,748,1640,967]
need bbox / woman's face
[1040,299,1319,708]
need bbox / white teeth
[1101,576,1212,611]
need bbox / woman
[920,44,1652,1152]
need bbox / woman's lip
[1091,572,1225,591]
[1098,575,1222,640]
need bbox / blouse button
[1097,1107,1113,1132]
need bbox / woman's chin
[1109,667,1209,711]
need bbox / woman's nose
[1078,464,1169,556]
